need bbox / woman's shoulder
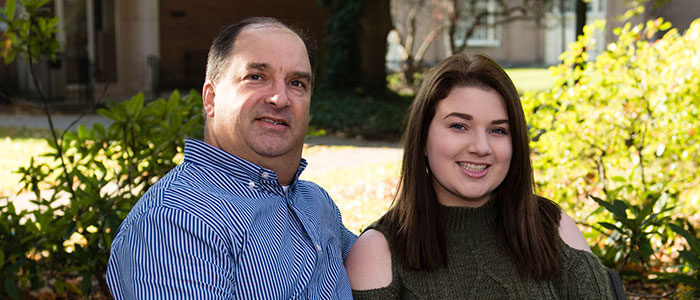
[345,229,394,290]
[558,210,593,253]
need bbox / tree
[391,0,555,88]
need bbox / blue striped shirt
[106,139,357,299]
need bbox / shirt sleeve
[106,206,236,299]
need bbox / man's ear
[202,81,216,118]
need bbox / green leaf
[126,92,144,115]
[637,237,654,260]
[611,200,629,219]
[80,271,92,296]
[599,222,623,233]
[5,0,16,21]
[55,279,65,294]
[0,249,4,268]
[670,223,700,252]
[610,176,627,183]
[97,107,114,119]
[678,250,700,269]
[77,124,88,139]
[4,277,20,300]
[659,21,672,31]
[673,275,700,290]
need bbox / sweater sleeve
[557,241,613,300]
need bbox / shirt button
[248,181,255,188]
[315,243,322,252]
[261,172,269,179]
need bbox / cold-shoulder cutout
[344,229,393,290]
[558,210,592,253]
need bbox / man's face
[203,26,312,170]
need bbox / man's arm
[106,206,236,299]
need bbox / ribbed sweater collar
[438,199,499,233]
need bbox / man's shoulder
[295,179,333,201]
[295,179,325,191]
[124,162,241,221]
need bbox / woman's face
[425,86,512,207]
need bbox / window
[453,0,501,47]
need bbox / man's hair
[377,52,562,279]
[205,16,317,84]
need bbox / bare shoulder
[344,229,393,290]
[558,210,593,253]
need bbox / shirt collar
[183,138,308,187]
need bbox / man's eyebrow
[444,112,509,125]
[246,62,268,70]
[290,71,312,82]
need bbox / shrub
[669,220,700,298]
[0,90,203,298]
[524,17,700,277]
[310,90,412,141]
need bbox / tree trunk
[575,0,587,39]
[359,0,393,90]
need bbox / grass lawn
[505,67,555,93]
[301,160,400,233]
[0,135,52,197]
[0,125,398,234]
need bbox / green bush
[310,90,412,140]
[524,17,700,278]
[0,90,203,298]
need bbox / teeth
[458,162,487,172]
[261,118,284,125]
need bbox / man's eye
[249,74,262,80]
[290,81,306,89]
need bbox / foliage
[669,220,700,298]
[526,17,700,216]
[0,90,204,298]
[310,90,411,140]
[0,0,60,64]
[319,0,364,91]
[590,192,674,274]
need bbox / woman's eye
[449,123,466,130]
[491,128,508,135]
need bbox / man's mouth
[458,162,488,172]
[259,117,288,126]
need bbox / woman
[345,53,612,299]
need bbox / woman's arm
[344,229,393,290]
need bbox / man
[106,17,357,299]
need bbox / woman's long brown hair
[377,52,562,279]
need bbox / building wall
[388,0,545,68]
[474,20,545,66]
[158,0,331,91]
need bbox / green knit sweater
[352,200,612,299]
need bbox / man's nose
[266,81,290,108]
